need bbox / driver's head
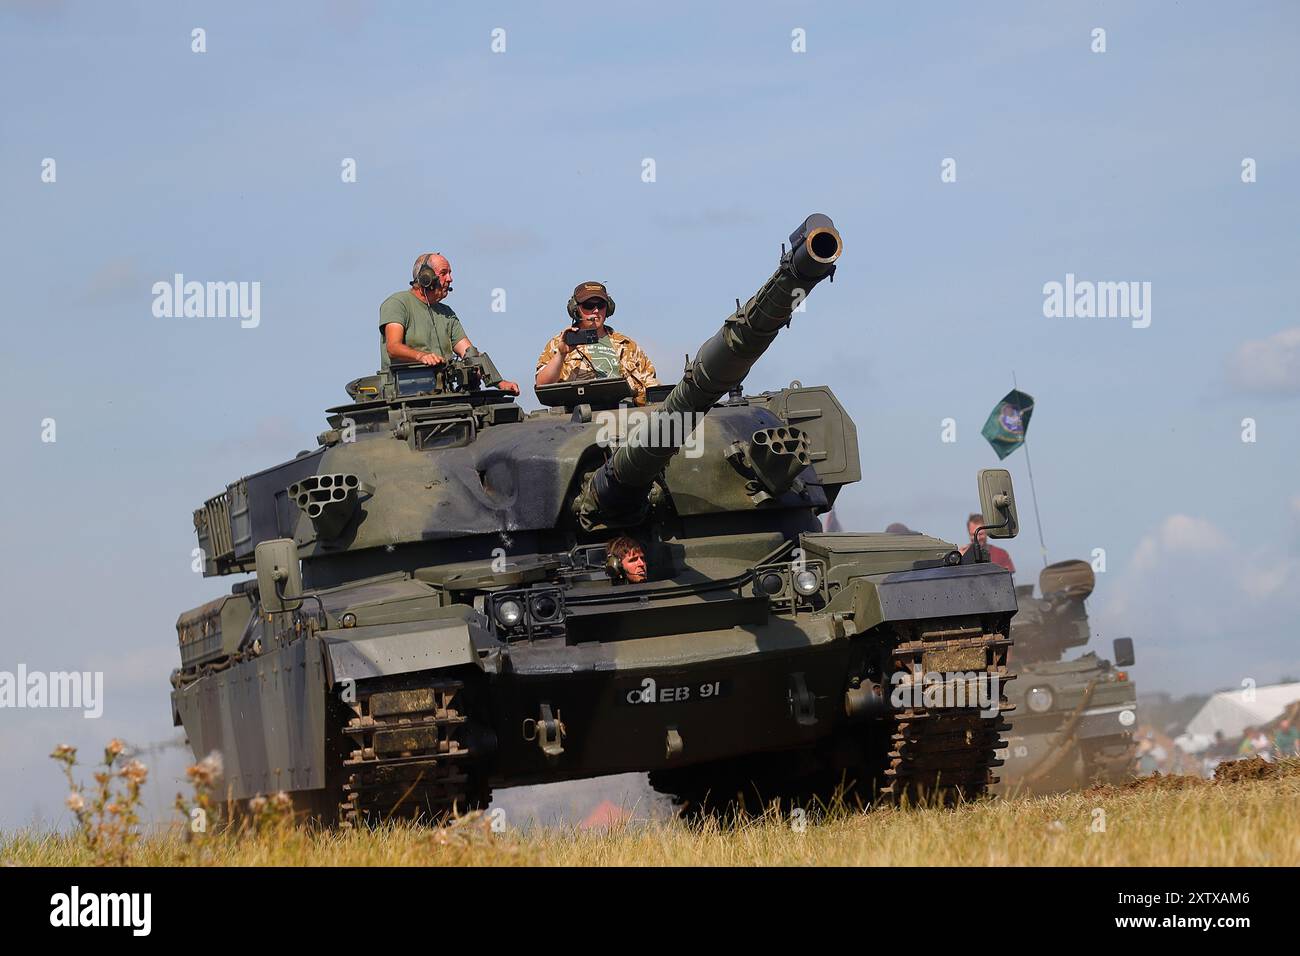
[606,534,648,583]
[967,513,988,546]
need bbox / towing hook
[522,702,566,759]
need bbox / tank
[992,560,1139,794]
[171,214,1022,824]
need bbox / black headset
[567,288,616,323]
[605,537,647,583]
[411,254,443,294]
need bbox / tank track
[337,677,490,827]
[649,617,1014,816]
[879,620,1014,805]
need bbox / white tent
[1175,682,1300,753]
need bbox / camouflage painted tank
[171,214,1025,823]
[993,560,1138,795]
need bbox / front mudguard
[320,617,484,688]
[833,563,1018,635]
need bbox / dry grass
[5,761,1298,867]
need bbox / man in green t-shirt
[379,253,519,394]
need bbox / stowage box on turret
[172,215,1025,823]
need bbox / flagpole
[1013,371,1049,568]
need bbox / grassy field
[4,759,1298,867]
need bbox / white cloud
[1238,559,1296,599]
[1227,326,1300,395]
[1130,514,1228,571]
[1095,511,1300,695]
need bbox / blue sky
[1,1,1298,829]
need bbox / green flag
[981,389,1034,459]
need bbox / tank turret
[573,214,842,528]
[1008,559,1096,666]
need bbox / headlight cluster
[752,561,824,605]
[490,588,566,639]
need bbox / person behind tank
[960,512,1016,573]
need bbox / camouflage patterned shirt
[535,327,659,405]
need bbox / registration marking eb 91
[620,677,731,705]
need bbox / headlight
[760,572,785,595]
[530,593,561,623]
[495,599,524,628]
[1026,686,1054,713]
[793,570,820,596]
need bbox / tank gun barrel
[576,213,842,527]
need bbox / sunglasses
[578,299,607,310]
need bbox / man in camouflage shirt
[535,281,659,405]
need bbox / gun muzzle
[788,213,842,282]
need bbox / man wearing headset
[534,281,659,405]
[605,535,649,584]
[379,253,520,394]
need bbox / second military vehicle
[993,560,1138,795]
[171,214,1024,823]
